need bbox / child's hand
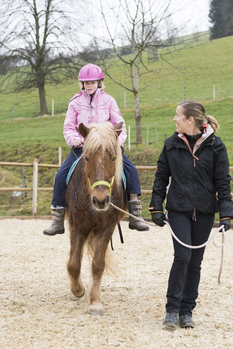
[73,138,83,147]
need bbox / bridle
[88,177,115,195]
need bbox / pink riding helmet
[78,64,104,81]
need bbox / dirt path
[1,219,232,349]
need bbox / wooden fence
[0,160,232,216]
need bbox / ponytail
[205,115,219,133]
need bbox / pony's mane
[83,122,122,185]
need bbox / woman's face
[84,81,98,95]
[173,105,191,134]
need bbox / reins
[110,202,226,284]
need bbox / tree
[0,0,83,115]
[95,0,175,144]
[209,0,233,39]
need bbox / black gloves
[151,212,167,227]
[219,218,231,232]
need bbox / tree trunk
[134,92,142,144]
[38,83,48,115]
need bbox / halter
[88,177,115,195]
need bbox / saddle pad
[121,168,126,191]
[66,155,83,185]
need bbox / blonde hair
[178,100,219,133]
[83,122,122,186]
[79,80,105,90]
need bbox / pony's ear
[79,123,90,138]
[114,122,123,138]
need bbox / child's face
[84,81,98,95]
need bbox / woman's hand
[219,218,231,232]
[152,212,167,227]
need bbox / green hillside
[1,34,233,119]
[0,33,233,217]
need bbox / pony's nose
[92,195,110,210]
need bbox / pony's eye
[85,157,89,162]
[112,157,116,162]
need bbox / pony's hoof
[70,290,85,301]
[89,303,103,316]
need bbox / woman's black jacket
[149,127,233,219]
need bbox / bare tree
[92,0,205,144]
[0,0,83,115]
[95,0,172,144]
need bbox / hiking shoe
[163,312,178,329]
[128,200,149,231]
[43,208,65,236]
[179,314,195,328]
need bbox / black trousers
[166,211,215,316]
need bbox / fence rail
[0,160,232,216]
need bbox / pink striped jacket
[63,88,127,147]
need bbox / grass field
[0,33,233,217]
[1,34,233,119]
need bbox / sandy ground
[0,219,232,349]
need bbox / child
[43,63,149,235]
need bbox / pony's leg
[67,231,86,300]
[88,238,110,316]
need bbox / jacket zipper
[90,95,94,121]
[192,208,196,221]
[182,137,199,221]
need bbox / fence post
[52,99,54,116]
[32,158,38,216]
[155,124,158,142]
[58,146,62,166]
[128,125,131,150]
[146,125,149,145]
[213,84,216,100]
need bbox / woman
[149,100,232,329]
[43,63,149,235]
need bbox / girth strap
[110,223,124,251]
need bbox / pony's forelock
[83,123,122,185]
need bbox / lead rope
[110,202,226,284]
[218,234,225,284]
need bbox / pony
[66,121,127,316]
